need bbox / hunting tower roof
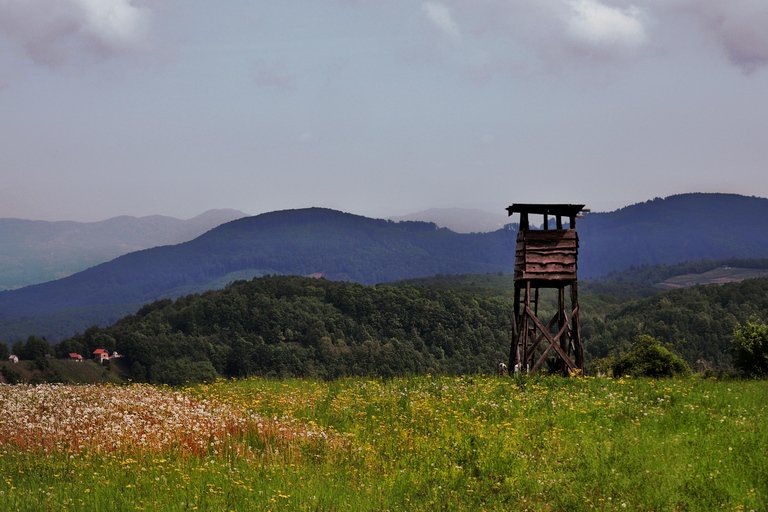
[506,204,587,217]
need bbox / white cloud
[76,0,149,49]
[337,0,768,73]
[0,0,151,66]
[422,2,460,41]
[566,0,646,51]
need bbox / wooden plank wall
[515,229,578,281]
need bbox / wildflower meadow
[0,376,765,511]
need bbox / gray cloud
[0,0,151,67]
[669,0,768,74]
[252,59,295,91]
[411,0,768,72]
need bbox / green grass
[1,376,766,511]
[48,360,126,384]
[0,359,125,385]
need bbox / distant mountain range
[386,208,511,233]
[578,193,768,277]
[0,209,248,290]
[0,207,506,290]
[2,192,768,344]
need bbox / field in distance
[1,375,764,511]
[659,266,768,289]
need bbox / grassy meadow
[0,375,766,511]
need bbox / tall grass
[1,376,765,511]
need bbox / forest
[15,271,764,385]
[51,275,514,383]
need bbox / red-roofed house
[93,349,109,364]
[68,353,83,362]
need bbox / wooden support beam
[531,340,556,374]
[525,305,579,374]
[525,311,561,362]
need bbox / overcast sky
[1,0,767,222]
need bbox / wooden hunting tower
[507,204,588,376]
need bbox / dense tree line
[731,321,768,377]
[584,277,768,370]
[53,276,514,384]
[394,273,768,375]
[9,272,768,383]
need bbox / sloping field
[659,267,768,288]
[0,376,765,511]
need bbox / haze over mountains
[0,208,512,291]
[0,209,248,290]
[386,208,511,234]
[2,193,768,344]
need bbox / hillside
[578,193,768,278]
[658,266,768,288]
[584,277,768,370]
[0,209,247,290]
[3,193,768,344]
[51,275,514,383]
[0,208,519,342]
[33,274,768,384]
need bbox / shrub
[731,321,768,377]
[612,335,691,378]
[1,365,23,384]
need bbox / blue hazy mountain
[0,209,248,290]
[2,193,768,343]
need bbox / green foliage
[9,335,52,361]
[1,365,22,384]
[731,321,768,377]
[38,272,768,383]
[586,277,768,370]
[61,275,513,384]
[612,335,691,378]
[0,342,8,360]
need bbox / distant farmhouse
[92,349,121,364]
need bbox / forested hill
[584,276,768,371]
[42,274,768,384]
[4,193,768,344]
[578,193,768,278]
[0,208,517,324]
[52,275,514,383]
